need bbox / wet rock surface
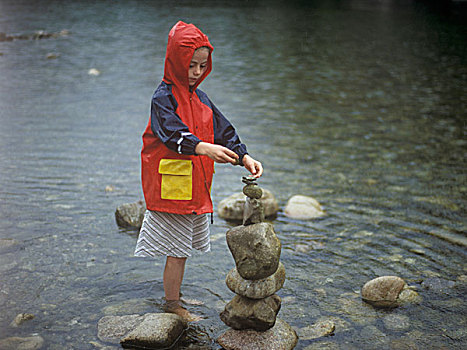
[225,262,285,299]
[284,195,325,220]
[217,318,298,350]
[226,222,281,280]
[297,320,336,340]
[361,276,407,308]
[115,200,146,228]
[120,313,187,349]
[220,294,282,331]
[0,336,44,350]
[98,313,186,348]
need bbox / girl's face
[188,48,209,87]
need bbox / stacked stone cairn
[218,176,297,349]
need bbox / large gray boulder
[97,313,187,348]
[218,189,279,221]
[217,318,298,350]
[226,222,281,280]
[220,294,281,331]
[226,263,286,299]
[115,200,146,229]
[284,195,325,220]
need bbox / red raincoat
[142,21,238,215]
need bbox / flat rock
[226,222,281,280]
[115,200,146,229]
[120,313,187,349]
[218,189,279,221]
[361,276,407,308]
[98,313,186,349]
[284,195,325,220]
[0,336,44,350]
[217,318,298,350]
[98,314,143,343]
[298,320,335,340]
[220,294,281,331]
[226,263,286,299]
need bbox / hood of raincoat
[162,21,214,91]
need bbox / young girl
[134,21,262,321]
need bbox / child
[134,21,262,321]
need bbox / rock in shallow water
[284,195,325,220]
[226,263,285,299]
[217,318,298,350]
[0,336,44,350]
[10,313,35,327]
[298,320,335,340]
[226,222,281,280]
[97,313,187,348]
[115,200,146,229]
[361,276,407,308]
[218,189,279,221]
[220,294,281,331]
[120,313,187,349]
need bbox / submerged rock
[226,222,281,280]
[0,336,44,350]
[382,314,411,331]
[226,263,285,299]
[284,195,325,220]
[361,276,408,308]
[10,313,35,327]
[217,318,297,350]
[218,189,279,221]
[220,294,281,331]
[298,320,335,340]
[0,238,18,249]
[115,200,146,229]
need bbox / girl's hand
[242,154,263,178]
[195,142,239,164]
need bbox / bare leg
[163,256,186,301]
[163,256,203,322]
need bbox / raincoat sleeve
[151,92,201,155]
[211,100,248,165]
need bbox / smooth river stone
[284,195,325,220]
[361,276,407,308]
[226,263,286,299]
[226,222,281,280]
[217,318,298,350]
[220,294,281,331]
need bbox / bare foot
[164,300,204,322]
[180,297,204,306]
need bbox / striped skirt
[134,210,210,258]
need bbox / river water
[0,0,466,349]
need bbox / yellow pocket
[159,159,192,200]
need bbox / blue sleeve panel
[150,83,201,155]
[150,82,248,162]
[196,90,248,164]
